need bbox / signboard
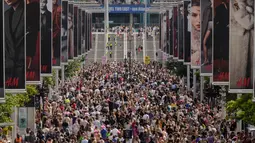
[18,108,27,129]
[101,5,147,13]
[145,56,150,65]
[102,56,106,65]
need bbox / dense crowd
[8,61,255,143]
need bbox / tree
[226,94,255,125]
[43,69,57,87]
[165,61,187,77]
[0,85,38,123]
[65,58,83,78]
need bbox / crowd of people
[7,60,252,143]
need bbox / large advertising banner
[81,10,85,55]
[178,2,184,61]
[169,9,174,56]
[166,10,170,55]
[4,0,26,92]
[41,0,52,75]
[73,5,78,58]
[159,13,161,50]
[61,0,68,64]
[173,6,178,59]
[229,0,254,93]
[200,0,213,76]
[0,0,5,101]
[68,3,74,61]
[89,13,92,51]
[184,0,191,64]
[85,12,88,53]
[77,8,81,56]
[212,0,229,84]
[163,12,167,54]
[52,0,61,68]
[26,0,40,84]
[190,0,201,69]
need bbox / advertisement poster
[159,13,162,50]
[190,0,201,69]
[85,12,88,53]
[0,0,4,101]
[178,2,184,61]
[26,0,40,83]
[61,0,68,64]
[41,0,52,75]
[4,0,26,92]
[81,10,85,54]
[68,3,74,60]
[18,107,27,129]
[89,13,92,51]
[52,0,61,68]
[169,8,174,56]
[166,10,170,55]
[77,8,81,56]
[229,0,253,93]
[200,0,213,76]
[173,6,178,59]
[184,0,191,64]
[163,12,167,54]
[212,0,229,84]
[73,5,78,58]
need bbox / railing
[92,23,159,29]
[95,0,156,5]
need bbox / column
[134,33,137,61]
[187,65,190,90]
[143,0,147,58]
[104,0,109,59]
[193,69,196,99]
[200,76,204,102]
[55,69,59,90]
[61,65,65,84]
[153,31,156,61]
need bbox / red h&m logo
[52,59,56,65]
[218,72,229,81]
[6,77,19,87]
[26,71,35,80]
[237,77,250,87]
[41,65,48,72]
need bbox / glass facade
[92,13,160,29]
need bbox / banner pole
[61,65,65,85]
[187,65,190,90]
[55,69,59,90]
[193,69,196,99]
[200,76,204,102]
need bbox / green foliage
[165,61,187,77]
[0,85,38,123]
[43,69,57,87]
[226,94,255,125]
[65,58,83,78]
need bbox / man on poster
[4,0,25,89]
[41,0,52,73]
[53,0,61,65]
[26,0,40,81]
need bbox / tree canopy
[226,94,255,125]
[0,85,38,123]
[165,61,187,77]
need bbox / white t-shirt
[110,128,119,136]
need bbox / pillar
[187,65,190,90]
[104,0,109,58]
[193,69,197,99]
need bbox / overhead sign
[101,5,148,13]
[145,56,150,65]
